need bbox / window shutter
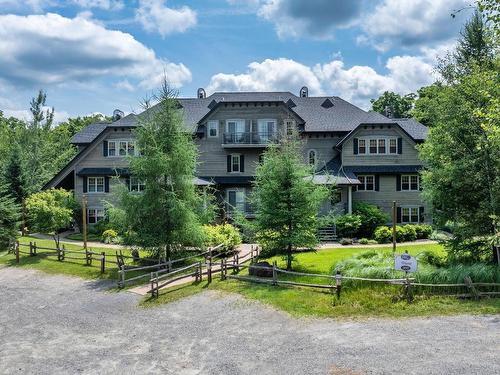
[104,176,110,193]
[353,138,358,155]
[240,155,245,172]
[397,137,403,154]
[419,206,425,223]
[83,176,88,193]
[396,174,401,191]
[375,175,380,191]
[396,207,402,223]
[103,141,108,157]
[227,155,231,172]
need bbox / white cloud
[207,58,323,95]
[71,0,124,10]
[360,0,468,51]
[207,53,438,109]
[0,13,192,90]
[3,107,70,124]
[135,0,197,37]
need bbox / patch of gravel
[0,268,499,375]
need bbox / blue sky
[0,0,470,122]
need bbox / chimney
[384,105,392,118]
[299,86,308,98]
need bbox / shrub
[336,214,362,238]
[367,239,378,245]
[203,223,242,252]
[352,202,389,238]
[340,238,353,245]
[430,230,453,242]
[417,250,446,267]
[413,224,433,239]
[401,225,417,242]
[374,226,392,243]
[102,229,118,244]
[359,238,369,244]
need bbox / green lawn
[66,233,102,242]
[142,243,500,318]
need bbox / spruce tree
[0,183,21,250]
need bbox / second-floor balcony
[222,132,278,148]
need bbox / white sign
[395,253,418,273]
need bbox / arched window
[308,149,317,166]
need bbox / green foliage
[359,238,369,244]
[252,136,328,269]
[25,188,77,248]
[411,83,444,127]
[374,226,392,243]
[102,229,118,244]
[0,183,21,249]
[352,202,389,238]
[203,223,242,252]
[370,91,416,118]
[340,238,353,245]
[414,224,433,239]
[335,214,362,238]
[114,83,204,258]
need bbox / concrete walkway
[30,232,126,249]
[318,239,438,249]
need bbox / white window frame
[285,119,295,135]
[87,207,105,224]
[207,120,218,138]
[401,206,420,223]
[87,176,105,193]
[226,189,245,212]
[230,154,241,173]
[107,140,137,157]
[401,174,420,191]
[357,137,398,155]
[357,175,375,191]
[225,119,245,133]
[308,149,317,166]
[129,177,145,192]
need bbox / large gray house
[45,87,429,225]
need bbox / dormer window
[354,137,401,155]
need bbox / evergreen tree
[0,183,21,250]
[251,136,328,270]
[3,142,26,205]
[114,82,204,259]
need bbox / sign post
[395,251,417,303]
[82,194,88,250]
[392,201,397,255]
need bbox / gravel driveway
[0,267,499,375]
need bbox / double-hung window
[88,208,105,224]
[107,140,136,157]
[231,154,240,172]
[401,207,420,223]
[285,120,295,135]
[129,177,145,192]
[208,120,218,137]
[88,177,104,193]
[357,137,398,155]
[389,138,397,154]
[358,139,366,154]
[401,175,420,191]
[358,175,375,191]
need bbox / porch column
[347,185,352,214]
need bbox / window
[308,149,317,166]
[285,120,295,135]
[358,175,375,191]
[257,119,276,142]
[208,120,218,137]
[88,177,104,193]
[357,137,398,155]
[358,139,366,154]
[378,139,386,154]
[88,208,105,224]
[108,141,116,156]
[129,177,145,192]
[389,138,397,154]
[402,207,420,223]
[226,119,245,134]
[231,154,240,172]
[401,175,420,191]
[227,189,245,212]
[119,141,127,156]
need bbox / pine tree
[251,137,328,270]
[0,183,21,250]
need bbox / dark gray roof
[76,167,130,176]
[70,91,428,145]
[199,176,254,185]
[392,118,428,140]
[70,122,108,144]
[344,165,423,174]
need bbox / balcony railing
[222,132,278,145]
[226,202,254,216]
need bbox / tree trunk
[53,233,60,249]
[166,243,171,261]
[287,243,292,270]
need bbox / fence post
[29,241,33,256]
[33,242,37,256]
[335,270,342,299]
[118,265,125,288]
[250,246,254,264]
[405,272,413,303]
[199,261,203,282]
[101,252,106,273]
[207,255,212,283]
[15,241,19,264]
[167,257,172,273]
[272,260,277,286]
[220,258,225,280]
[464,275,479,300]
[235,253,239,272]
[57,246,61,261]
[61,244,66,261]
